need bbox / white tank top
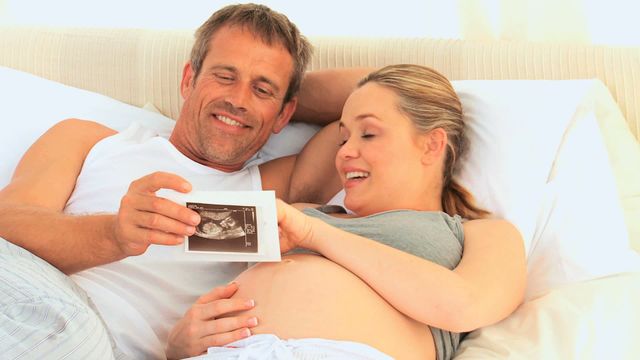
[66,122,262,359]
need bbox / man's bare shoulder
[50,118,118,139]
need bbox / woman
[175,65,526,359]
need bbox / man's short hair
[190,3,313,104]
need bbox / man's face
[173,25,296,172]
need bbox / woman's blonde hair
[358,64,490,220]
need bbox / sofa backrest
[1,27,639,142]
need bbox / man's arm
[0,119,119,273]
[0,119,197,274]
[292,67,375,125]
[260,121,342,204]
[288,121,342,203]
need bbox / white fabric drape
[457,0,639,46]
[1,0,638,46]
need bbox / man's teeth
[217,115,243,127]
[346,171,370,180]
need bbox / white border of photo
[157,190,281,262]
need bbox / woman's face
[335,83,429,216]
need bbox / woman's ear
[421,128,448,165]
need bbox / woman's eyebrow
[339,113,382,128]
[355,113,380,121]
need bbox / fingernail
[246,299,255,307]
[176,236,184,244]
[186,226,195,234]
[182,183,191,192]
[242,328,251,338]
[247,317,258,326]
[191,214,200,225]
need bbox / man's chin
[202,150,254,171]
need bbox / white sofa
[1,27,640,359]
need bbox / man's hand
[166,283,258,359]
[112,171,201,256]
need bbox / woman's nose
[337,138,358,160]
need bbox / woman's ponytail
[441,179,490,220]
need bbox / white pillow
[455,272,640,359]
[453,79,595,254]
[525,111,640,299]
[0,66,173,188]
[0,66,317,188]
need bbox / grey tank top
[302,207,465,360]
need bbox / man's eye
[338,138,348,146]
[215,74,234,82]
[254,85,273,97]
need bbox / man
[0,4,370,359]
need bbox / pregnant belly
[230,253,435,359]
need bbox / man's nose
[224,82,252,112]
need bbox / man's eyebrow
[255,75,281,94]
[211,64,237,73]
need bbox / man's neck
[168,134,248,173]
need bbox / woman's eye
[361,133,375,139]
[338,139,348,146]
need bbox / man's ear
[421,128,448,165]
[272,97,298,134]
[180,62,195,99]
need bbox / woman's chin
[343,197,356,210]
[343,197,367,216]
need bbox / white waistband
[194,334,393,360]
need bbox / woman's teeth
[346,171,370,180]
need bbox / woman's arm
[277,200,526,332]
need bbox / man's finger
[200,327,252,348]
[137,210,197,236]
[196,283,239,304]
[136,194,200,226]
[204,315,258,335]
[196,298,255,320]
[126,227,184,248]
[129,171,192,194]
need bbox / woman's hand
[165,283,258,359]
[276,199,316,253]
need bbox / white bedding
[456,272,640,359]
[1,66,640,359]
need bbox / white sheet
[455,272,640,359]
